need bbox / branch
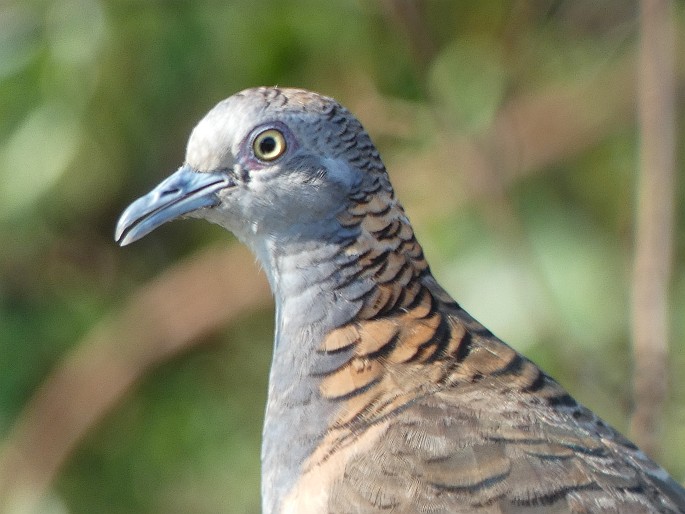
[629,0,677,458]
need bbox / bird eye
[253,129,287,162]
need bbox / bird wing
[314,283,685,513]
[328,371,685,512]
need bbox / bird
[115,87,685,513]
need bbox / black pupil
[260,136,277,155]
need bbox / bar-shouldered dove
[116,87,685,513]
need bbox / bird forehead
[184,97,260,170]
[184,87,351,171]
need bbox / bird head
[115,87,384,256]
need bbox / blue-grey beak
[115,165,233,246]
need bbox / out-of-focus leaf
[0,103,80,218]
[0,5,41,79]
[428,38,506,132]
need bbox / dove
[116,87,685,513]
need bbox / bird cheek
[322,158,362,191]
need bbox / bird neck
[258,181,444,513]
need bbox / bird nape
[116,87,685,514]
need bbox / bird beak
[115,165,233,246]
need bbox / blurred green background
[0,1,684,513]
